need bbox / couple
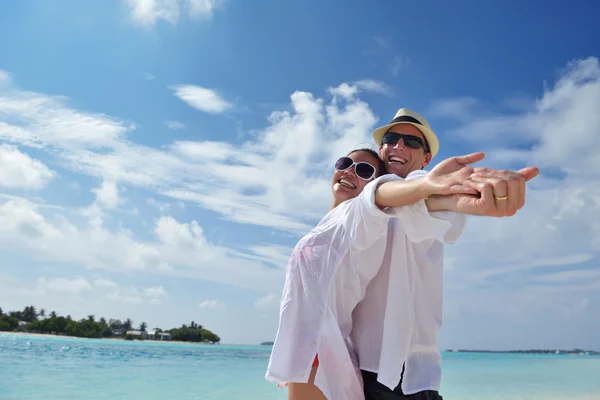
[265,108,539,400]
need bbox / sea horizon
[3,331,599,355]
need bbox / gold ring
[495,196,508,201]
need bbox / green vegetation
[0,305,220,344]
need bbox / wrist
[418,177,435,199]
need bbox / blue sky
[0,0,599,349]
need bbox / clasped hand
[423,152,540,217]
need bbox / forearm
[374,177,430,208]
[424,194,454,212]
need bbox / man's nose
[392,138,407,150]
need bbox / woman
[265,148,396,399]
[265,148,473,399]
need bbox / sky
[0,0,599,349]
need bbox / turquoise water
[1,333,599,400]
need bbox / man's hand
[422,152,486,197]
[431,167,540,217]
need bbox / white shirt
[265,171,456,400]
[350,171,467,395]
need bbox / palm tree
[87,315,95,322]
[49,311,57,318]
[99,317,107,326]
[139,322,147,332]
[123,318,133,331]
[0,306,3,316]
[39,309,46,318]
[23,305,37,322]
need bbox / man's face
[378,123,432,178]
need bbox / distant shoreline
[445,348,600,355]
[0,331,216,345]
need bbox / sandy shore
[0,331,218,345]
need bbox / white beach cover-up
[265,171,455,400]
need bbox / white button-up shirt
[266,171,461,400]
[350,177,467,395]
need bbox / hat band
[390,115,422,125]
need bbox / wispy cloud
[365,37,410,76]
[170,84,232,114]
[166,120,186,130]
[125,0,180,27]
[187,0,225,19]
[254,293,278,310]
[199,299,226,309]
[125,0,224,27]
[391,56,410,76]
[354,79,394,96]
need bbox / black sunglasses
[335,156,377,181]
[382,133,429,152]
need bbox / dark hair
[347,148,386,177]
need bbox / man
[350,108,539,399]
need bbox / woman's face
[331,151,381,204]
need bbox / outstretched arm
[374,152,485,209]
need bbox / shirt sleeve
[340,174,405,251]
[379,170,467,244]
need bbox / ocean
[1,333,599,400]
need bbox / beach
[2,332,599,400]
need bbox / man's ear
[378,145,385,159]
[422,152,432,168]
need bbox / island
[0,304,221,344]
[260,341,274,346]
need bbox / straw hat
[372,108,440,159]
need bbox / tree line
[0,305,220,344]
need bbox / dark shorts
[361,370,444,400]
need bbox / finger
[453,152,485,166]
[517,169,526,210]
[465,180,496,216]
[448,184,479,195]
[469,176,508,216]
[518,167,540,182]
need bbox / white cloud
[125,0,180,27]
[92,181,121,210]
[147,198,171,213]
[170,84,232,114]
[145,286,167,298]
[0,144,55,189]
[94,278,119,289]
[36,277,92,295]
[106,289,144,305]
[166,120,186,130]
[0,70,11,85]
[124,0,223,27]
[353,79,393,96]
[199,299,225,309]
[391,56,409,76]
[186,0,224,19]
[145,286,167,304]
[254,293,279,310]
[245,245,292,267]
[0,73,378,233]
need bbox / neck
[330,197,343,210]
